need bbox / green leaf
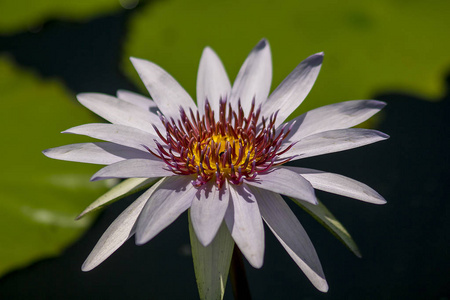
[76,177,159,220]
[0,0,131,33]
[189,211,234,300]
[124,0,449,119]
[0,56,110,276]
[291,198,361,258]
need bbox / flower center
[146,98,294,188]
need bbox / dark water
[0,4,449,300]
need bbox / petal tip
[196,232,214,247]
[317,280,329,293]
[372,99,387,108]
[309,52,324,65]
[116,89,127,98]
[81,261,94,272]
[202,46,214,54]
[90,175,101,182]
[76,93,104,105]
[379,131,390,139]
[130,57,149,69]
[375,197,387,205]
[135,233,149,246]
[250,256,264,269]
[256,38,269,50]
[76,92,94,99]
[41,148,57,159]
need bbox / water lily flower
[43,39,387,297]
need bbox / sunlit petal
[116,89,157,110]
[63,123,160,151]
[190,181,230,246]
[251,186,328,292]
[91,158,174,181]
[197,47,231,119]
[77,93,160,134]
[245,167,317,205]
[135,176,197,245]
[224,184,264,268]
[282,128,389,161]
[130,57,197,119]
[43,142,150,165]
[284,100,386,141]
[229,39,272,114]
[284,166,386,204]
[82,179,163,271]
[262,52,323,126]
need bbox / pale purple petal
[91,158,174,181]
[190,181,230,247]
[116,89,157,110]
[43,142,150,165]
[82,179,164,271]
[197,47,231,119]
[76,93,160,134]
[224,184,265,268]
[63,123,160,151]
[250,186,328,292]
[245,167,317,205]
[280,128,389,161]
[229,39,272,114]
[262,52,323,127]
[284,166,386,204]
[284,100,386,141]
[135,175,197,245]
[130,57,197,119]
[115,90,166,133]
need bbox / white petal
[250,186,328,292]
[63,123,159,151]
[281,128,389,161]
[115,90,166,133]
[76,178,159,220]
[130,57,197,120]
[91,158,173,181]
[229,39,272,114]
[77,93,159,134]
[245,167,317,205]
[135,175,197,245]
[197,47,231,119]
[284,100,386,141]
[284,167,386,204]
[190,181,230,246]
[116,89,157,110]
[43,142,150,165]
[82,179,164,271]
[262,52,323,127]
[189,214,234,300]
[224,184,264,268]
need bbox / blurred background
[0,0,449,299]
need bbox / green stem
[229,245,252,300]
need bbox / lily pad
[123,0,450,117]
[0,0,133,34]
[0,56,110,276]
